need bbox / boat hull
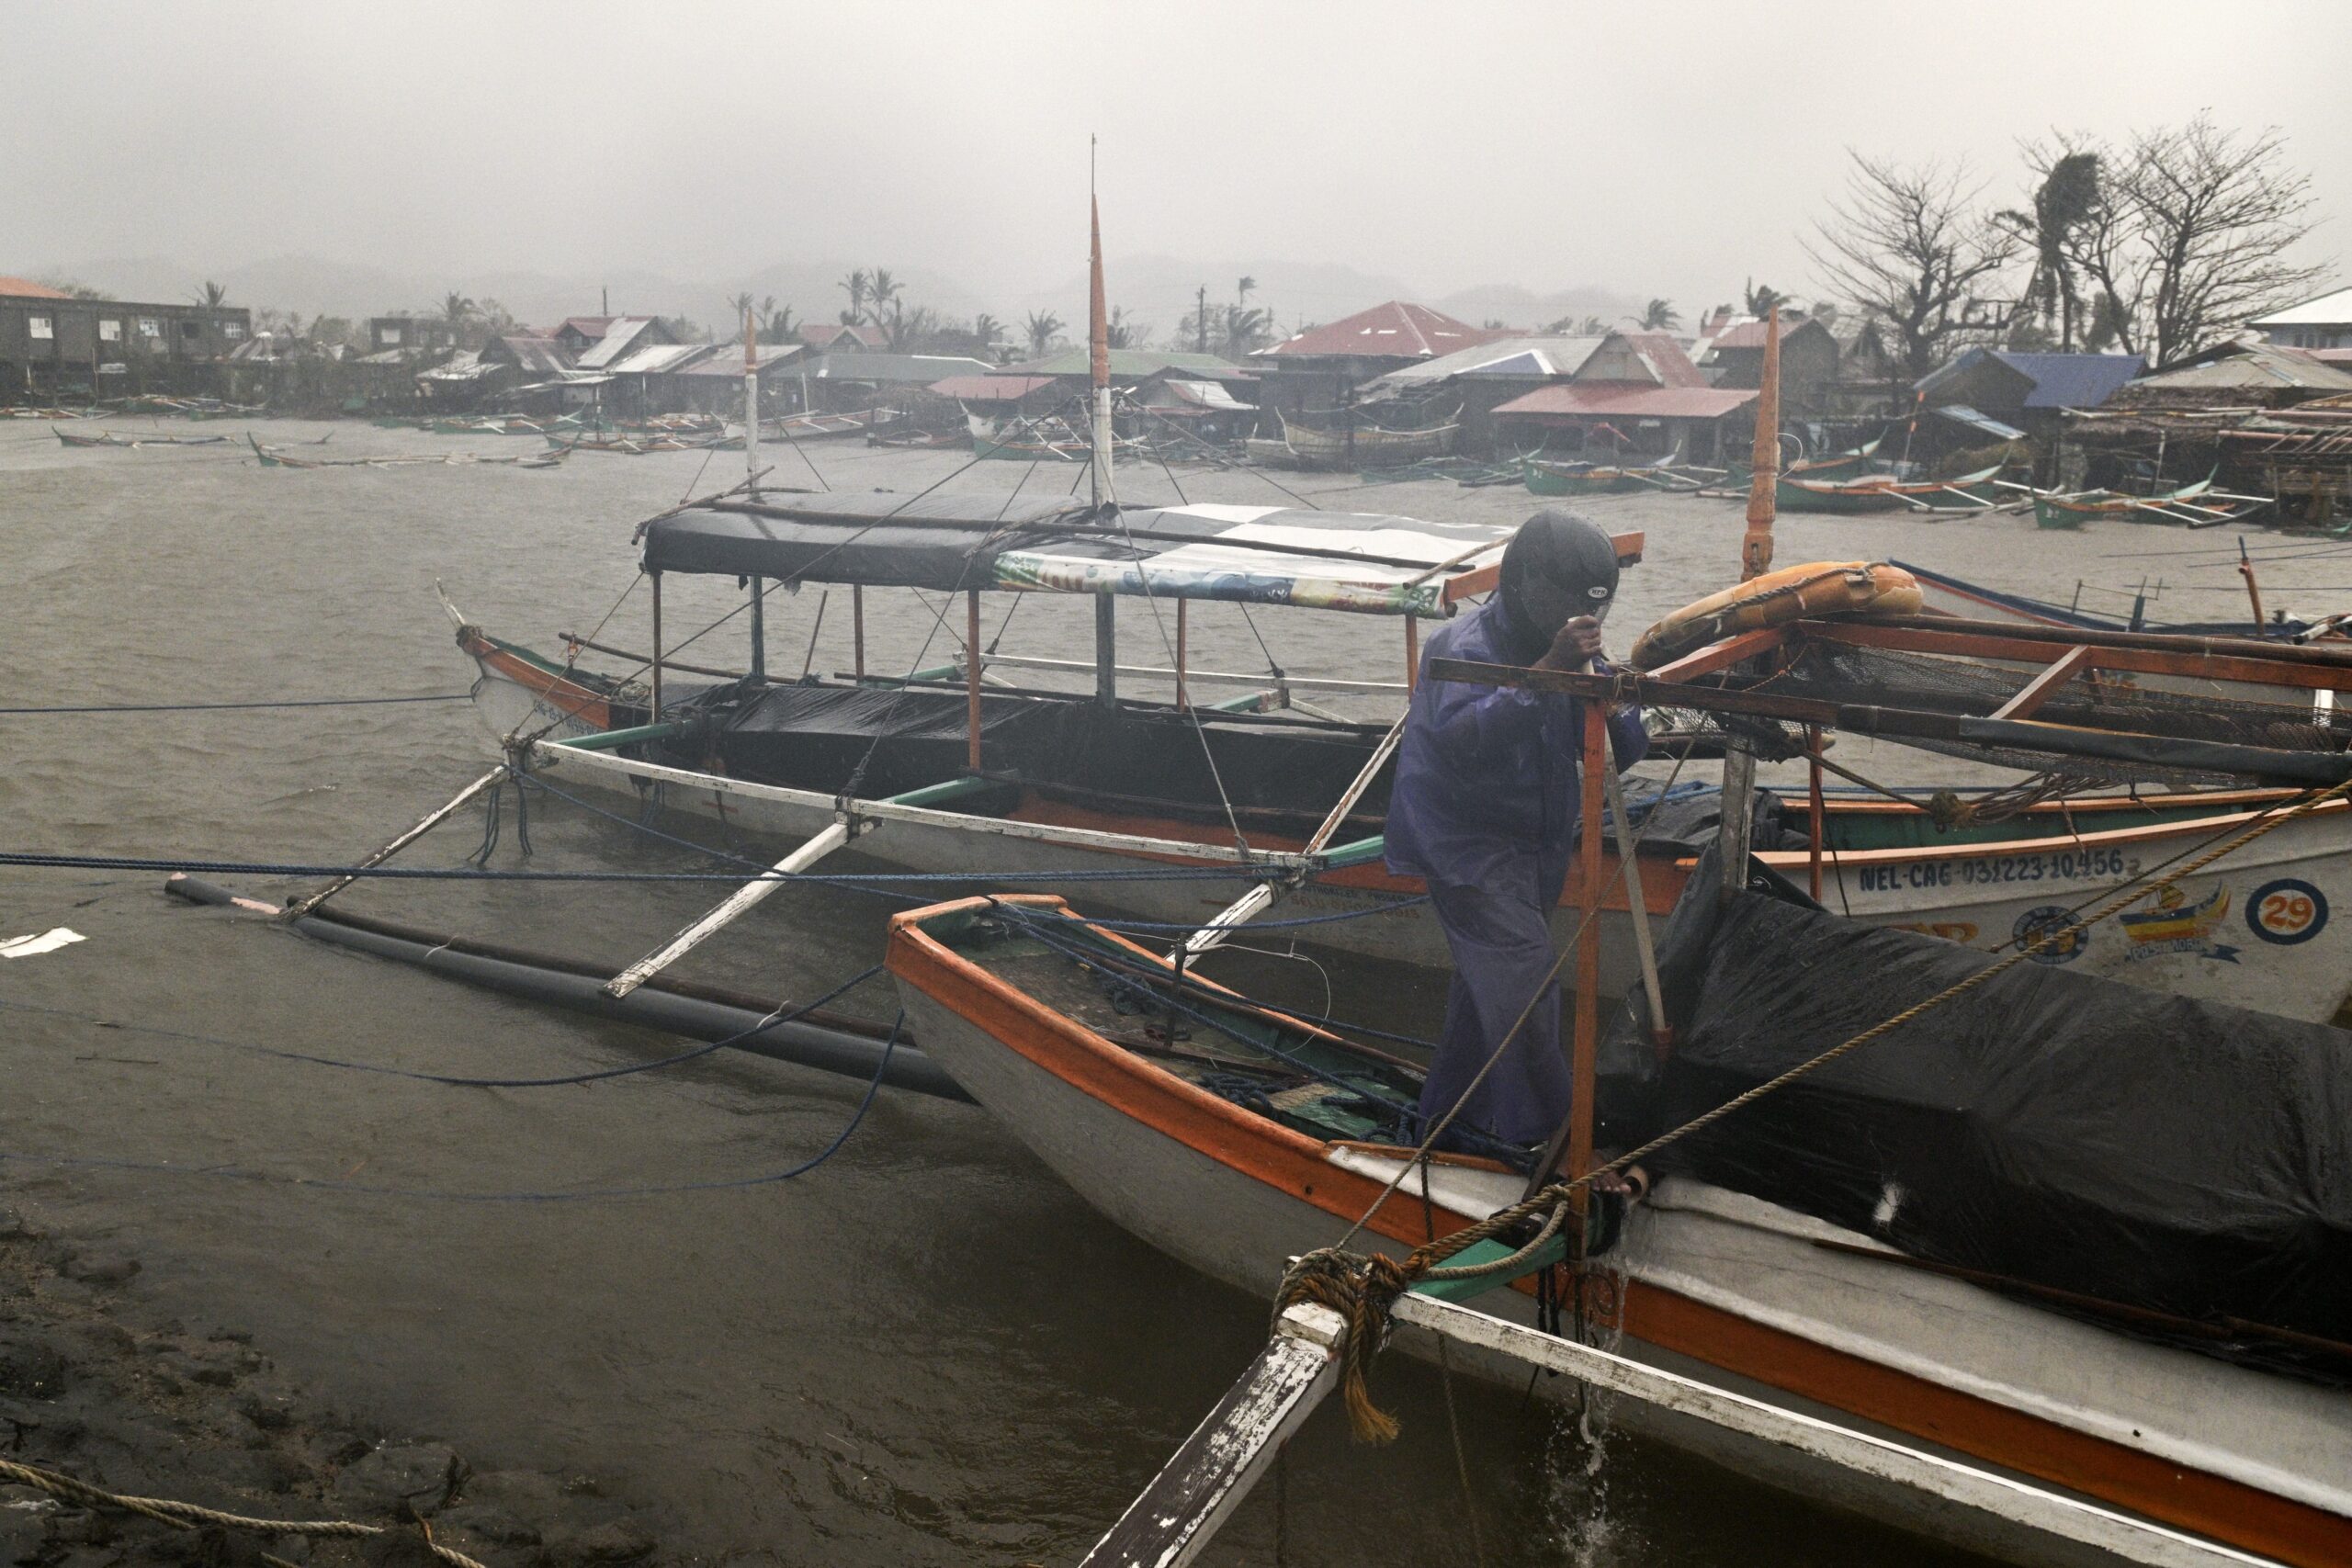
[887,908,2352,1567]
[465,653,2352,1021]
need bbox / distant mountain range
[33,252,1656,343]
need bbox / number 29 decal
[2247,879,2329,946]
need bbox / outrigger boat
[887,878,2352,1568]
[248,434,570,469]
[1277,413,1460,469]
[2033,474,2270,531]
[1775,462,2005,513]
[1522,446,1704,496]
[764,408,906,441]
[967,410,1091,460]
[52,425,228,448]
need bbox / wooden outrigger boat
[248,434,571,469]
[764,408,906,441]
[1278,415,1460,469]
[52,425,228,448]
[1522,447,1701,496]
[2033,475,2269,531]
[1775,463,2005,513]
[967,411,1091,460]
[887,891,2352,1568]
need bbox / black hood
[1498,510,1620,661]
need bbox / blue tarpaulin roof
[1917,348,2145,410]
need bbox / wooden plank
[283,764,508,919]
[1392,1292,2281,1568]
[603,820,853,998]
[1990,645,2096,721]
[1641,625,1790,683]
[1079,1303,1342,1568]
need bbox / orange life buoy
[1629,560,1922,671]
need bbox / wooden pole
[852,584,865,679]
[1568,701,1607,1226]
[748,576,766,682]
[967,589,984,773]
[1806,725,1826,901]
[1404,614,1419,693]
[1740,306,1781,582]
[1174,598,1189,711]
[649,570,664,721]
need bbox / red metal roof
[929,374,1055,400]
[1494,383,1758,421]
[1257,300,1511,361]
[802,322,884,350]
[1619,332,1710,388]
[0,276,73,299]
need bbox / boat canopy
[639,493,1573,617]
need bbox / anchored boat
[1775,463,2006,513]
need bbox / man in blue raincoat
[1386,511,1647,1151]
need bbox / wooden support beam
[603,821,853,998]
[1390,1292,2279,1568]
[1990,644,2096,722]
[1569,703,1607,1230]
[966,589,984,773]
[281,764,508,919]
[1078,1303,1343,1568]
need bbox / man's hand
[1533,615,1606,671]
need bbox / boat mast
[1089,147,1118,706]
[1740,304,1779,583]
[744,305,765,682]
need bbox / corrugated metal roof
[493,335,572,375]
[1492,384,1758,421]
[1931,404,2027,441]
[417,351,507,384]
[1618,332,1711,389]
[2250,288,2352,329]
[1155,379,1250,411]
[2127,344,2352,393]
[929,374,1056,400]
[672,342,808,378]
[1015,346,1247,379]
[1918,348,2145,410]
[798,352,994,382]
[1360,335,1604,393]
[575,317,660,370]
[1255,300,1510,361]
[0,276,74,299]
[607,342,714,377]
[801,322,884,350]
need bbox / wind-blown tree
[2027,118,2327,367]
[880,301,939,353]
[195,280,229,308]
[1023,310,1064,356]
[865,267,901,327]
[1106,307,1149,350]
[1639,298,1679,330]
[1220,305,1271,357]
[971,313,1004,355]
[1805,153,2018,378]
[838,268,870,326]
[1743,280,1792,318]
[441,292,477,328]
[1998,149,2103,351]
[759,299,797,344]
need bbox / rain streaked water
[3,418,2324,1564]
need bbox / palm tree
[1639,298,1679,331]
[838,268,870,325]
[1743,279,1789,317]
[866,267,900,326]
[1576,314,1610,335]
[759,299,797,344]
[1237,276,1257,310]
[441,291,478,327]
[972,313,1004,350]
[1999,151,2102,351]
[1107,307,1151,350]
[728,290,756,329]
[194,280,229,308]
[1220,305,1272,357]
[1023,310,1064,356]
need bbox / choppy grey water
[2,417,2327,1564]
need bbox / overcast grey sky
[6,0,2345,323]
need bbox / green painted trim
[880,776,997,808]
[1409,1232,1569,1303]
[1315,834,1385,869]
[1208,691,1272,713]
[556,722,684,751]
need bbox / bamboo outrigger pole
[1089,145,1118,708]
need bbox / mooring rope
[1276,772,2352,1442]
[0,1455,488,1568]
[0,694,470,715]
[0,851,1272,886]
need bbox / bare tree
[1806,154,2018,378]
[2033,118,2326,367]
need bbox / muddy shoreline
[0,1202,673,1568]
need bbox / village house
[1913,347,2146,477]
[666,340,813,417]
[366,314,458,356]
[0,276,251,400]
[1248,300,1512,423]
[799,321,885,353]
[1355,333,1625,453]
[1489,333,1757,464]
[2249,287,2352,354]
[789,351,996,412]
[1692,313,1842,414]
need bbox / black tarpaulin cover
[1600,846,2352,1367]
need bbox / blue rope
[0,964,886,1089]
[0,851,1266,886]
[0,694,471,715]
[0,1013,906,1203]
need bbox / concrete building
[0,276,251,400]
[2250,288,2352,352]
[367,314,458,356]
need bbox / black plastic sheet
[1601,845,2352,1377]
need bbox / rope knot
[1273,1247,1414,1443]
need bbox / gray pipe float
[163,874,972,1103]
